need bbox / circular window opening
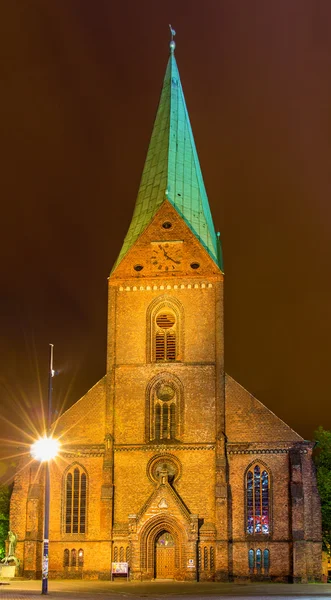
[190,262,200,269]
[156,313,175,329]
[162,221,172,229]
[134,264,144,272]
[156,383,175,401]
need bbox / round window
[162,221,172,229]
[156,313,175,329]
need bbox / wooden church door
[155,532,175,579]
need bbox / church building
[10,38,322,582]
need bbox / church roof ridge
[112,33,223,272]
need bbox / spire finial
[169,24,176,53]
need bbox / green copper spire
[113,33,223,272]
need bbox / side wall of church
[227,444,322,582]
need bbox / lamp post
[31,344,59,595]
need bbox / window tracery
[64,465,87,534]
[246,464,270,534]
[146,375,183,442]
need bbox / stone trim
[228,448,309,455]
[61,445,105,457]
[114,444,215,452]
[228,449,289,455]
[118,283,213,291]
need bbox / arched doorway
[155,531,175,579]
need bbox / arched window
[256,548,262,574]
[71,548,77,567]
[65,466,87,534]
[147,375,183,442]
[63,549,69,567]
[246,464,269,534]
[248,548,270,575]
[120,546,124,561]
[263,549,270,574]
[78,549,84,567]
[147,297,184,364]
[155,312,177,361]
[113,546,118,561]
[153,387,175,441]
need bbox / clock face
[150,242,183,271]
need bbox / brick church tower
[10,38,322,582]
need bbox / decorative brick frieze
[114,443,215,452]
[61,445,105,457]
[118,282,213,291]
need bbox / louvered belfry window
[65,467,87,534]
[155,313,176,361]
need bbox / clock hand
[164,254,181,264]
[158,244,181,264]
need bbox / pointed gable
[225,374,303,443]
[113,43,223,272]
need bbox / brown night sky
[1,0,331,478]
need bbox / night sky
[1,1,331,479]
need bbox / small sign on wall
[111,562,129,581]
[188,558,194,568]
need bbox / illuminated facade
[10,41,322,582]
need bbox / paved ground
[0,580,331,600]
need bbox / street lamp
[30,344,59,595]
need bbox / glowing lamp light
[31,436,60,462]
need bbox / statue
[8,531,17,557]
[1,531,20,566]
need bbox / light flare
[31,436,60,462]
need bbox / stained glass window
[263,549,269,573]
[256,548,262,573]
[249,548,270,575]
[254,466,261,533]
[248,549,254,574]
[261,471,269,534]
[246,465,269,534]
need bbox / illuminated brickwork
[10,45,322,582]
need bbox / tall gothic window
[155,312,177,361]
[152,382,177,441]
[65,466,87,534]
[246,464,269,534]
[63,549,69,567]
[146,373,183,442]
